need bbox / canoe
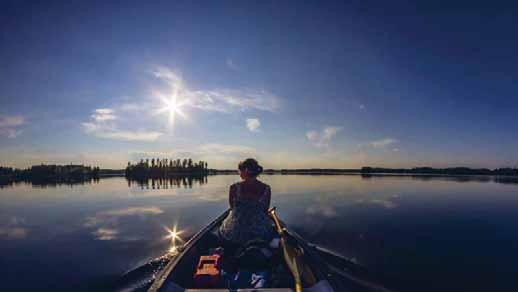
[147,208,393,292]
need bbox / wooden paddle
[270,207,303,292]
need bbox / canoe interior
[161,212,322,290]
[150,209,393,292]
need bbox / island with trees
[124,158,211,188]
[125,158,209,179]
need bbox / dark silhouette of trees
[0,164,100,187]
[125,158,209,179]
[358,167,518,176]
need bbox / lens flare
[155,89,188,127]
[164,225,184,254]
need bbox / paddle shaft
[270,209,303,292]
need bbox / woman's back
[219,179,274,245]
[230,180,271,211]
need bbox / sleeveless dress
[219,183,274,245]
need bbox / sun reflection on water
[164,225,184,254]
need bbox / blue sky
[1,1,517,169]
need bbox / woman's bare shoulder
[257,180,271,190]
[229,182,240,190]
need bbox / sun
[156,89,187,126]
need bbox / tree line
[0,164,100,185]
[360,167,518,176]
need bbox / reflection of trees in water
[0,177,101,188]
[126,175,208,189]
[31,177,101,188]
[0,179,22,189]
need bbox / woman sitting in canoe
[219,158,275,245]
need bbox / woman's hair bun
[238,158,263,177]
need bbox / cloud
[131,144,255,158]
[197,143,256,155]
[0,115,26,139]
[0,115,25,127]
[84,206,164,227]
[356,199,398,209]
[83,126,163,141]
[1,128,23,138]
[120,103,141,112]
[246,118,261,132]
[93,228,119,240]
[226,58,239,70]
[370,138,398,148]
[306,126,343,148]
[101,206,164,217]
[91,108,116,121]
[306,204,337,218]
[82,108,163,142]
[0,216,28,240]
[84,206,164,241]
[152,67,279,113]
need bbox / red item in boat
[194,254,223,288]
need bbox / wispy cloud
[84,206,164,228]
[93,228,119,241]
[0,115,26,139]
[152,67,280,113]
[91,108,116,121]
[369,138,398,148]
[226,58,239,70]
[356,199,398,209]
[197,143,256,155]
[0,128,23,138]
[306,198,338,218]
[82,108,163,142]
[0,216,28,240]
[0,115,25,127]
[132,143,256,159]
[306,126,343,148]
[84,206,163,241]
[246,118,261,132]
[120,103,141,112]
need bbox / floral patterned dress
[219,182,274,245]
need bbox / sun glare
[163,224,185,254]
[164,225,184,241]
[156,89,188,127]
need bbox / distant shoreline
[54,167,518,178]
[101,170,518,178]
[3,166,518,187]
[212,167,518,177]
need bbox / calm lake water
[1,174,518,291]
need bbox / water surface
[1,175,517,291]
